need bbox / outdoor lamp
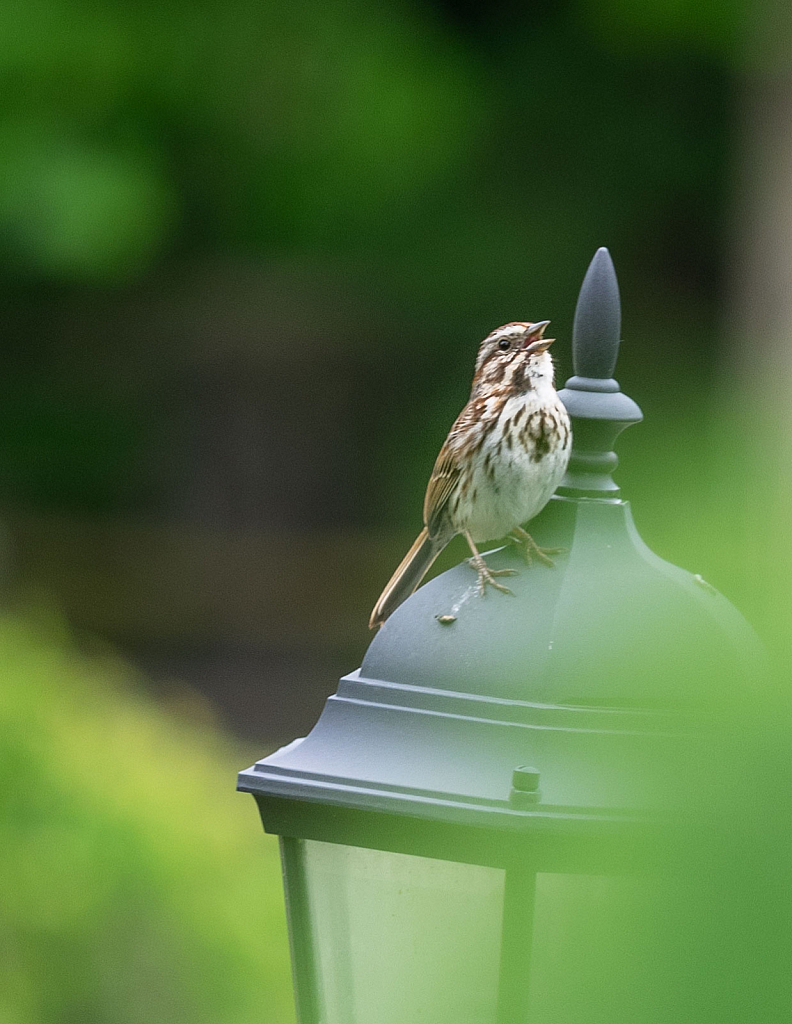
[239,249,763,1024]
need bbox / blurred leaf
[0,122,175,283]
[0,616,294,1023]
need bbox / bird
[369,320,572,629]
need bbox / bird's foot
[509,526,564,567]
[467,554,517,597]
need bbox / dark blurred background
[5,0,788,744]
[6,2,792,1022]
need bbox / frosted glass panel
[299,840,505,1024]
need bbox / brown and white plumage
[369,321,572,628]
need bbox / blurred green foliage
[0,0,733,301]
[582,0,746,54]
[0,614,294,1023]
[0,0,477,281]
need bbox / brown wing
[422,442,461,539]
[422,398,486,538]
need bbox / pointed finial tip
[572,246,621,379]
[585,246,617,284]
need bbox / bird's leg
[509,525,564,567]
[464,531,517,597]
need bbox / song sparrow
[369,320,572,629]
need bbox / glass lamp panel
[291,839,505,1024]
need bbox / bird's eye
[498,338,510,351]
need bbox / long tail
[369,527,445,629]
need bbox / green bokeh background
[1,616,292,1023]
[3,0,792,1021]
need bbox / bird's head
[472,321,555,395]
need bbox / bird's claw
[525,545,562,568]
[467,557,518,597]
[509,528,564,567]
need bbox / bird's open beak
[524,321,554,354]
